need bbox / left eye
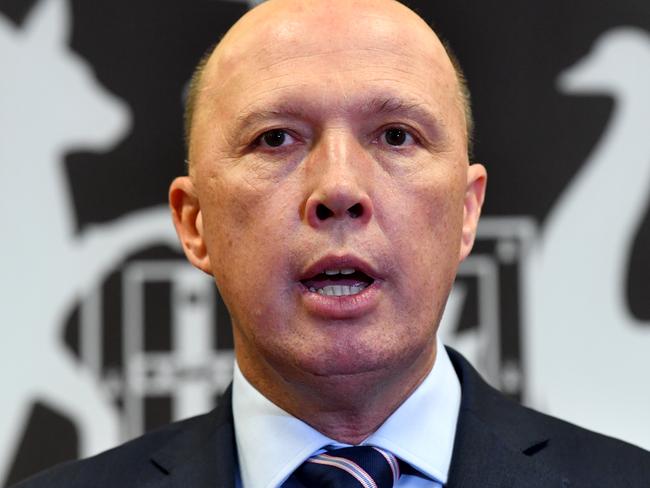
[382,127,414,146]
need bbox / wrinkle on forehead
[210,0,451,81]
[221,0,434,44]
[189,0,468,163]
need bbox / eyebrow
[235,94,445,138]
[235,103,312,129]
[361,96,443,135]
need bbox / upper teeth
[324,268,355,275]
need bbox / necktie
[290,446,400,488]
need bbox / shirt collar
[232,364,334,488]
[364,344,460,483]
[232,343,461,488]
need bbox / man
[13,0,650,487]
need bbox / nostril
[347,203,363,219]
[316,204,334,220]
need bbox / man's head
[170,0,486,432]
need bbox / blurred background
[1,0,649,485]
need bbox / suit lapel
[446,348,570,488]
[447,407,567,488]
[145,386,237,488]
[135,349,575,488]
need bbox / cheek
[196,178,261,279]
[201,153,303,226]
[385,168,466,289]
[198,184,288,335]
[200,168,280,240]
[197,171,300,296]
[389,167,465,242]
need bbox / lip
[297,254,383,319]
[298,254,382,281]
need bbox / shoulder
[10,413,210,488]
[446,347,650,486]
[497,390,650,484]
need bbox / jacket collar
[144,349,573,488]
[446,347,571,487]
[146,385,237,488]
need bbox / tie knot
[292,446,400,488]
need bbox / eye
[258,129,295,148]
[382,127,414,146]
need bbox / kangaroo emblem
[0,0,179,481]
[527,27,650,449]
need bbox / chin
[286,337,429,380]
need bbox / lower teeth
[311,284,366,296]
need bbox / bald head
[183,0,473,166]
[170,0,488,434]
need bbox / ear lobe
[459,164,487,262]
[169,176,213,275]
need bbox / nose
[304,134,374,228]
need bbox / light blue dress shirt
[232,343,461,488]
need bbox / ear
[25,0,69,45]
[169,176,213,275]
[459,164,487,262]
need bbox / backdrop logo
[120,261,233,436]
[527,27,650,445]
[0,0,178,483]
[440,217,536,398]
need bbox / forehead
[195,0,462,139]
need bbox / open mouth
[301,268,375,297]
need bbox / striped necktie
[289,446,401,488]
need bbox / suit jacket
[12,348,650,487]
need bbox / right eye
[258,129,295,148]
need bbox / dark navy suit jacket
[12,348,650,487]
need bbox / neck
[237,341,437,444]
